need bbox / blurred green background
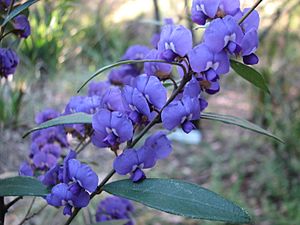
[1,0,300,224]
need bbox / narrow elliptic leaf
[201,112,284,143]
[1,0,39,26]
[89,220,129,225]
[0,176,49,197]
[23,113,92,138]
[104,179,251,224]
[230,59,270,94]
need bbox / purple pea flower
[35,108,60,124]
[191,0,240,25]
[188,43,230,81]
[134,74,167,110]
[0,0,10,10]
[204,15,243,54]
[108,65,139,86]
[100,87,128,112]
[144,49,172,80]
[240,28,259,65]
[88,81,110,97]
[162,96,200,133]
[114,131,172,182]
[0,48,19,78]
[122,85,151,124]
[92,109,133,148]
[13,15,31,38]
[96,196,135,225]
[19,161,34,176]
[121,45,150,61]
[158,24,192,60]
[65,95,101,115]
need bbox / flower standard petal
[114,149,139,175]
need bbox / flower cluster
[45,150,98,215]
[0,1,31,78]
[96,196,135,225]
[19,109,68,177]
[19,0,261,217]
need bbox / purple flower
[108,65,139,86]
[121,45,150,61]
[13,15,31,38]
[144,49,172,79]
[0,0,11,10]
[100,87,128,112]
[162,96,200,133]
[134,74,167,110]
[114,131,172,182]
[35,108,60,124]
[0,48,19,78]
[88,81,110,96]
[188,43,230,81]
[65,96,101,115]
[158,24,192,59]
[204,15,243,53]
[92,109,133,148]
[96,196,135,225]
[191,0,240,25]
[19,162,34,176]
[122,85,151,124]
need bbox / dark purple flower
[144,49,172,79]
[134,74,167,110]
[92,109,133,148]
[0,0,11,10]
[203,15,243,53]
[35,108,60,124]
[13,15,31,38]
[96,196,135,225]
[162,96,200,133]
[0,48,19,78]
[188,43,230,80]
[158,24,192,58]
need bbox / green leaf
[89,220,129,225]
[230,59,270,94]
[23,112,92,138]
[104,179,251,224]
[201,112,284,143]
[0,176,49,197]
[1,0,39,27]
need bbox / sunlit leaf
[230,59,270,94]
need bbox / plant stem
[239,0,264,25]
[17,203,47,225]
[5,196,22,210]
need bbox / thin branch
[0,197,6,225]
[239,0,264,25]
[17,203,47,225]
[17,197,36,225]
[5,196,22,210]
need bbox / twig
[239,0,264,25]
[5,196,22,210]
[17,203,48,225]
[0,197,6,225]
[17,197,36,225]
